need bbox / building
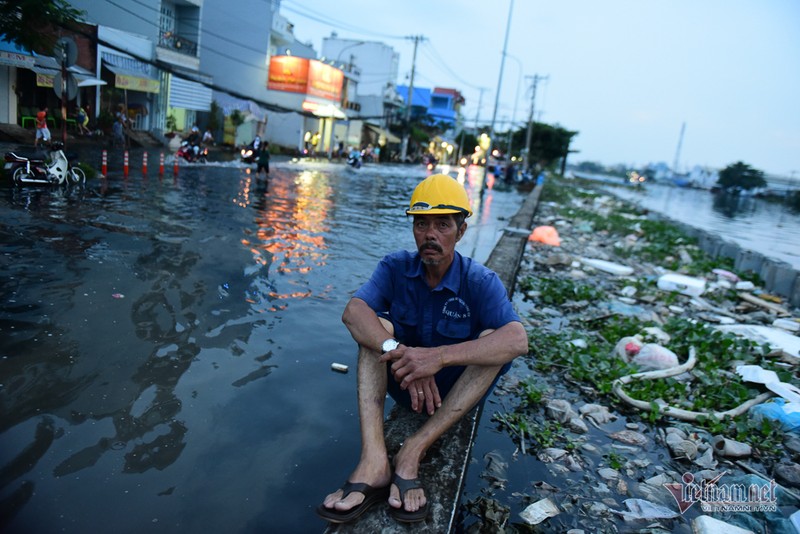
[320,34,403,157]
[69,0,213,136]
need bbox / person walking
[317,174,528,524]
[256,142,270,175]
[34,107,51,148]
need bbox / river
[0,153,525,533]
[595,181,800,270]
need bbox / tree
[716,161,767,191]
[511,122,578,171]
[0,0,85,54]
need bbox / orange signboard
[268,55,310,94]
[268,56,342,102]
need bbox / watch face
[382,339,399,353]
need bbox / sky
[279,0,800,177]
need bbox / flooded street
[0,155,525,533]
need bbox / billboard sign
[268,56,342,102]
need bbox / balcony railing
[159,31,198,57]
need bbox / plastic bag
[749,398,800,432]
[528,226,561,247]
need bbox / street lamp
[334,41,366,72]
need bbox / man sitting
[317,174,528,524]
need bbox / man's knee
[379,317,394,336]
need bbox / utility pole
[484,0,514,191]
[522,74,548,174]
[459,87,485,163]
[400,35,424,162]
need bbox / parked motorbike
[240,137,262,164]
[4,142,85,185]
[176,141,208,163]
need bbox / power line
[280,0,406,41]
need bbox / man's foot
[316,481,390,523]
[388,473,429,522]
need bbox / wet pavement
[0,153,526,533]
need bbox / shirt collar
[407,250,463,293]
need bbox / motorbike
[4,142,85,185]
[176,141,208,163]
[346,152,362,169]
[240,137,261,164]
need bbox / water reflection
[0,162,524,532]
[710,191,757,219]
[604,182,800,269]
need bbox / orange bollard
[142,152,148,175]
[101,150,107,176]
[123,151,129,177]
[159,153,165,175]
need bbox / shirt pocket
[390,303,418,343]
[436,319,472,341]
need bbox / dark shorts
[385,352,512,411]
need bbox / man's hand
[407,377,441,415]
[380,345,445,413]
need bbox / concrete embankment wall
[653,216,800,309]
[325,184,544,534]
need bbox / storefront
[0,40,35,124]
[266,56,346,153]
[100,51,159,131]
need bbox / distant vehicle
[240,136,262,164]
[176,141,208,163]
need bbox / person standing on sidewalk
[34,107,51,149]
[317,174,528,524]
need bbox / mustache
[420,242,443,253]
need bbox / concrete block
[717,241,741,261]
[760,260,798,298]
[698,232,724,258]
[791,276,800,310]
[735,250,764,276]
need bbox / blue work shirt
[354,250,522,408]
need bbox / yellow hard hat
[406,174,473,217]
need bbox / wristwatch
[381,338,399,354]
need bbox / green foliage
[0,0,85,54]
[575,161,607,174]
[519,276,604,306]
[230,110,244,128]
[716,161,767,191]
[523,122,578,171]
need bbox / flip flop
[389,473,430,523]
[316,481,390,524]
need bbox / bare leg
[321,321,394,512]
[389,360,502,514]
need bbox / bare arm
[381,321,528,389]
[341,297,393,352]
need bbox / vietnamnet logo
[664,472,778,513]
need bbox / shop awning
[365,124,400,143]
[30,56,106,88]
[102,52,160,93]
[169,74,212,111]
[214,91,267,122]
[0,39,35,68]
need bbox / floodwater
[600,181,800,270]
[0,152,525,533]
